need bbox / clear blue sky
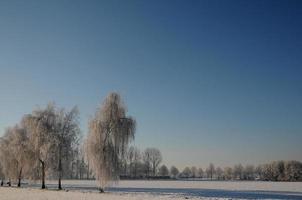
[0,0,301,169]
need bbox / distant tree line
[175,161,302,181]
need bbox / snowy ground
[1,180,302,200]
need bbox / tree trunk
[40,160,46,189]
[134,163,137,178]
[58,157,62,190]
[18,168,22,187]
[58,177,62,190]
[71,163,74,179]
[99,187,104,193]
[153,162,156,176]
[87,161,89,179]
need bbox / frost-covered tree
[52,107,80,190]
[206,163,215,180]
[191,166,197,178]
[284,161,302,181]
[215,167,223,180]
[144,148,162,176]
[256,161,302,181]
[243,165,255,180]
[0,128,15,186]
[143,149,152,176]
[170,166,179,178]
[223,167,233,180]
[0,125,32,187]
[132,147,141,178]
[158,165,169,176]
[233,164,243,180]
[127,146,141,178]
[181,167,192,178]
[23,103,66,189]
[197,168,204,178]
[86,92,136,192]
[6,124,32,187]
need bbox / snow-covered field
[1,180,302,200]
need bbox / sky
[0,0,301,169]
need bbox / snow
[1,180,302,199]
[0,187,201,200]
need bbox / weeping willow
[86,92,136,192]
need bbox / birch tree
[86,92,136,192]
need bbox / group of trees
[120,147,164,178]
[0,104,81,189]
[1,92,302,193]
[0,92,138,191]
[176,161,302,181]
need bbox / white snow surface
[1,180,302,200]
[0,187,204,200]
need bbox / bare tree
[256,160,302,181]
[23,103,59,189]
[206,163,215,180]
[158,165,169,176]
[127,146,141,178]
[52,107,80,190]
[243,165,255,180]
[170,166,179,178]
[215,167,223,180]
[191,166,197,178]
[223,167,233,180]
[86,92,136,192]
[144,148,162,176]
[284,161,302,181]
[181,167,192,178]
[143,149,151,177]
[7,124,32,187]
[197,168,204,178]
[233,164,243,180]
[0,128,15,186]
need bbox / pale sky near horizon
[0,0,301,169]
